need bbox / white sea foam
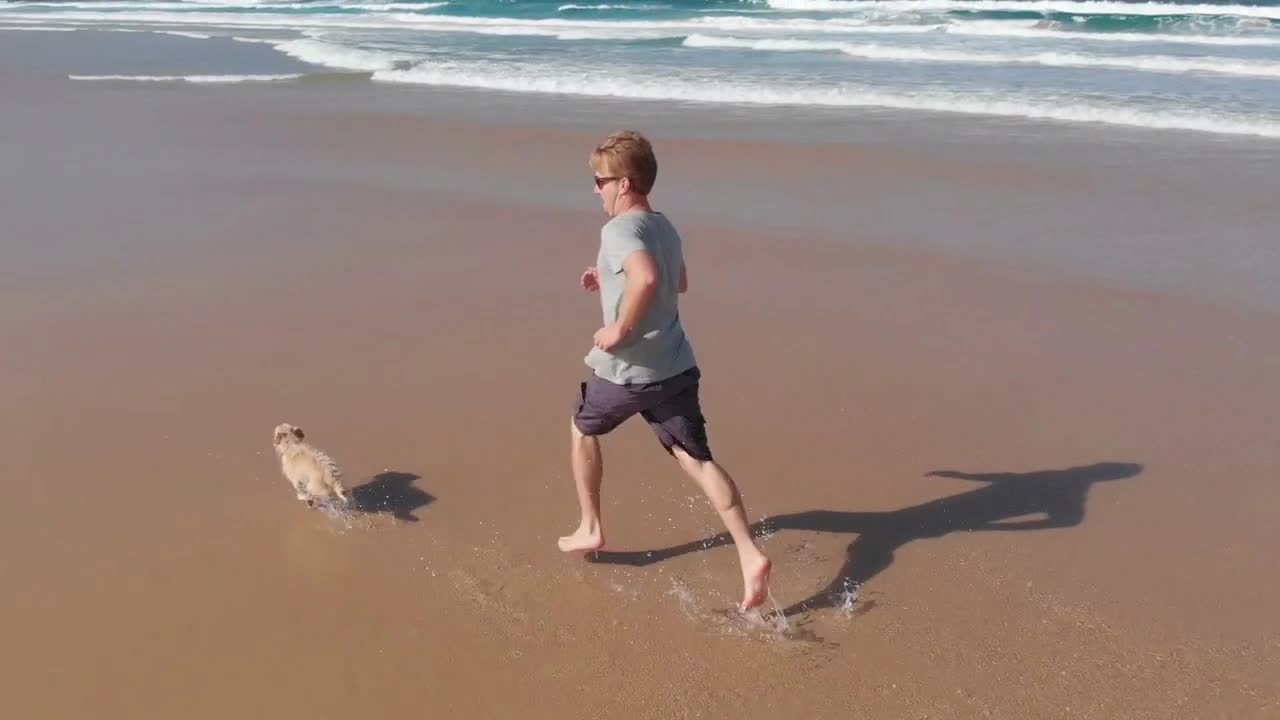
[331,2,450,10]
[945,18,1280,46]
[3,8,1275,48]
[683,34,1280,78]
[156,30,213,38]
[0,8,691,39]
[37,0,1274,17]
[557,3,669,10]
[230,35,292,44]
[7,1,286,9]
[766,0,1280,21]
[274,37,413,71]
[372,59,1280,138]
[0,25,77,31]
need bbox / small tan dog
[272,423,350,507]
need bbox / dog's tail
[316,450,347,498]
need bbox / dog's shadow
[350,472,434,522]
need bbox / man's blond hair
[590,130,658,196]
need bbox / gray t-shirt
[585,210,696,385]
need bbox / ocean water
[3,0,1280,138]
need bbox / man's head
[590,130,657,216]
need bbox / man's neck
[613,194,652,216]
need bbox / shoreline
[8,26,1280,146]
[6,31,1280,313]
[6,22,1280,142]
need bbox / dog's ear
[292,426,305,440]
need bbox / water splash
[837,578,860,615]
[314,498,374,530]
[666,576,702,622]
[668,577,823,642]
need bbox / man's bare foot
[557,522,604,552]
[739,553,772,611]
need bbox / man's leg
[671,446,772,611]
[558,417,606,552]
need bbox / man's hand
[593,323,627,352]
[580,266,600,292]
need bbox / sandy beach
[3,30,1279,719]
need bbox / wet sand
[3,33,1279,719]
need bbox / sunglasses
[593,175,620,189]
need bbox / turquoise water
[4,0,1280,137]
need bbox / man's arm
[614,250,659,336]
[593,250,658,351]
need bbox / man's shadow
[350,471,435,522]
[590,461,1142,616]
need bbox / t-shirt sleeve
[600,221,648,275]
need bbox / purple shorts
[572,366,713,462]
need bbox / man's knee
[671,445,708,473]
[571,416,601,441]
